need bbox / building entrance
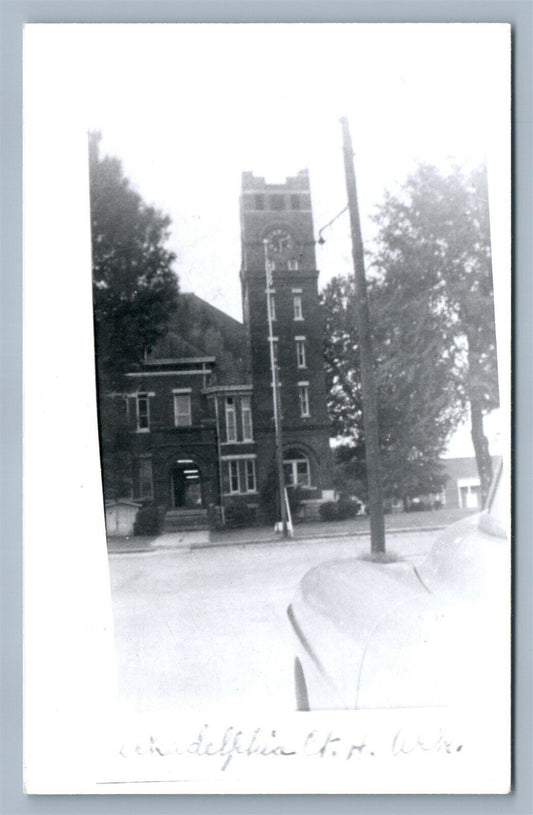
[170,459,203,509]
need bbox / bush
[319,501,340,522]
[224,501,257,529]
[336,496,360,520]
[319,496,361,522]
[133,505,163,536]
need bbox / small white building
[105,500,141,536]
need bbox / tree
[321,164,499,505]
[89,133,179,498]
[322,275,458,508]
[371,164,499,502]
[89,132,179,390]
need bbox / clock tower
[239,170,334,514]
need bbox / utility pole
[340,117,386,555]
[264,240,289,538]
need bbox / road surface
[108,531,434,716]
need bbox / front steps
[163,508,209,533]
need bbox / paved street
[108,531,435,716]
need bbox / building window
[133,458,153,499]
[295,338,306,368]
[298,383,310,417]
[136,392,150,431]
[228,460,240,493]
[268,292,276,321]
[290,194,300,210]
[293,294,303,320]
[241,396,253,441]
[174,392,192,426]
[283,451,311,488]
[270,194,285,210]
[287,258,299,271]
[268,337,279,368]
[225,397,237,442]
[255,194,265,210]
[245,459,256,492]
[458,480,481,510]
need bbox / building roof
[148,292,251,386]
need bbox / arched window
[283,449,311,488]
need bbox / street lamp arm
[317,205,349,244]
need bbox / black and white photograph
[23,23,511,794]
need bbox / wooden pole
[340,117,386,554]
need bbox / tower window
[268,293,276,321]
[295,339,306,368]
[293,294,303,321]
[225,397,237,442]
[270,194,285,210]
[269,337,279,368]
[136,393,150,431]
[298,383,310,417]
[287,258,299,271]
[255,194,265,210]
[290,194,300,210]
[241,396,253,441]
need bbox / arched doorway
[170,459,203,509]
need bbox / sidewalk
[107,507,474,554]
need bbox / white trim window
[295,338,306,368]
[298,382,310,417]
[244,459,257,493]
[133,457,153,499]
[283,452,311,488]
[228,460,240,493]
[241,395,253,441]
[136,392,150,432]
[293,294,303,321]
[287,258,299,270]
[173,391,192,427]
[225,396,237,442]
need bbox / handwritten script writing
[119,724,463,771]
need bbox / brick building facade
[108,170,334,529]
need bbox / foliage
[224,500,257,529]
[319,497,360,522]
[322,164,499,504]
[89,132,179,390]
[89,133,179,500]
[133,505,163,536]
[372,163,498,501]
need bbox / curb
[107,524,447,554]
[192,524,447,550]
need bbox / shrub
[336,496,360,520]
[319,496,362,522]
[133,505,163,536]
[224,501,257,529]
[319,501,340,522]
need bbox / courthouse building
[109,170,334,530]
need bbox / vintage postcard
[23,23,511,794]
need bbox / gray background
[2,1,531,813]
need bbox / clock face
[265,228,294,256]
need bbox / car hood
[290,512,509,709]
